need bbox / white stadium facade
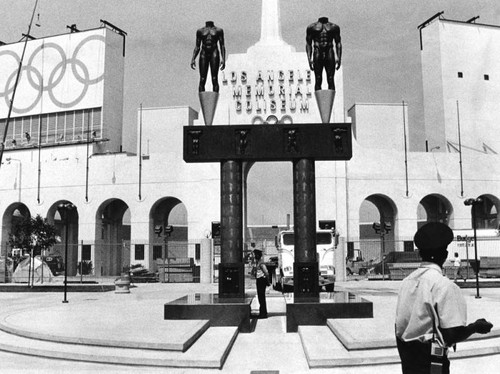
[1,1,500,281]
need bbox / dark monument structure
[183,123,351,297]
[165,19,372,333]
[191,21,226,126]
[306,16,342,123]
[306,17,342,91]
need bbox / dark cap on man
[414,222,454,251]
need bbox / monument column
[219,160,244,298]
[293,158,319,298]
[182,122,353,330]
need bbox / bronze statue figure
[306,17,342,91]
[191,21,226,92]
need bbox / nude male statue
[191,21,226,92]
[306,17,342,91]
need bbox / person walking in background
[253,248,269,319]
[395,222,493,373]
[453,252,463,282]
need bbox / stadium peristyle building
[1,3,500,282]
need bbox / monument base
[199,91,219,126]
[294,262,319,298]
[314,89,336,124]
[164,293,254,332]
[285,291,373,332]
[218,262,245,298]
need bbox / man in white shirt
[453,252,462,282]
[395,222,493,373]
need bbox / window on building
[458,72,463,78]
[153,245,162,260]
[195,243,201,260]
[135,244,145,261]
[484,74,490,81]
[82,245,92,261]
[404,241,415,252]
[0,107,102,149]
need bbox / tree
[8,215,58,285]
[8,214,58,257]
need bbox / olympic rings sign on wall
[0,32,106,116]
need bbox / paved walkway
[0,279,499,373]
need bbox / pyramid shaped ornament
[199,92,219,126]
[315,89,335,123]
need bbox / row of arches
[1,197,188,276]
[354,193,499,265]
[3,189,498,277]
[360,193,500,243]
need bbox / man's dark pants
[256,277,268,317]
[397,337,450,374]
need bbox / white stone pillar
[259,0,283,44]
[335,237,347,282]
[200,238,213,284]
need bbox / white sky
[2,0,499,225]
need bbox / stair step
[327,318,500,351]
[0,315,210,352]
[0,326,238,369]
[299,325,500,368]
[299,325,399,368]
[0,307,210,352]
[326,318,394,350]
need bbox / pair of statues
[191,18,342,93]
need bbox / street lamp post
[372,222,392,280]
[164,225,173,282]
[464,197,482,299]
[58,203,75,303]
[154,224,173,283]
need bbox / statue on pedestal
[306,17,342,91]
[191,21,226,92]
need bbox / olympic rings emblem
[0,34,105,114]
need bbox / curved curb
[0,324,239,369]
[300,325,500,369]
[0,340,222,369]
[307,345,500,368]
[0,308,209,352]
[327,319,500,351]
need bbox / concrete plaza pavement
[0,278,499,373]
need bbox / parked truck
[272,229,336,292]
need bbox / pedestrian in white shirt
[395,222,493,373]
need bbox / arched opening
[359,194,397,266]
[47,201,79,276]
[95,199,130,276]
[2,203,31,253]
[245,161,293,254]
[417,194,453,229]
[472,194,500,229]
[149,197,188,272]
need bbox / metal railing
[0,240,202,284]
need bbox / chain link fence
[345,235,500,280]
[3,234,500,285]
[0,240,202,284]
